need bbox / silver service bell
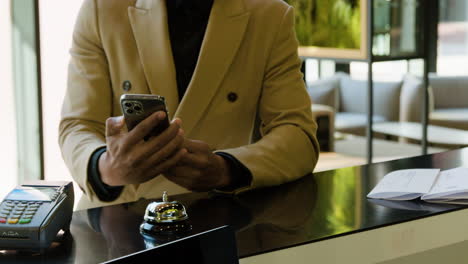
[143,191,188,223]
[140,192,191,238]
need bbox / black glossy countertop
[5,148,468,263]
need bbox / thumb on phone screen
[106,116,125,137]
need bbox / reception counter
[4,148,468,263]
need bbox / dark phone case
[121,97,170,139]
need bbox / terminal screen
[6,187,58,201]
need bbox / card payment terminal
[0,181,74,250]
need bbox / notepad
[367,167,468,204]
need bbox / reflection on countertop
[3,148,468,263]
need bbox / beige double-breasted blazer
[59,0,320,209]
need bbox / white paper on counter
[367,169,440,200]
[422,167,468,201]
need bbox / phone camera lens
[134,106,142,111]
[126,109,134,114]
[124,102,132,107]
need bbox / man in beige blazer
[60,0,320,210]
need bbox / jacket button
[122,80,132,91]
[227,92,238,102]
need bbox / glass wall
[11,0,43,184]
[306,0,454,170]
[0,0,18,199]
[438,0,468,75]
[39,0,84,204]
[372,0,423,58]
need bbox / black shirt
[88,0,251,201]
[166,0,213,100]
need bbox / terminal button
[8,218,18,224]
[19,219,31,224]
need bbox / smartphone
[120,94,170,140]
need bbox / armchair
[307,72,428,136]
[429,74,468,130]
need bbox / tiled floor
[316,134,448,173]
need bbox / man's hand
[163,139,233,191]
[99,111,187,186]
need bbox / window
[39,0,85,205]
[438,0,468,75]
[0,0,17,198]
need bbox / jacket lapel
[128,0,179,118]
[174,0,250,135]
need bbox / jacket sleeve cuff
[87,146,124,202]
[214,152,253,194]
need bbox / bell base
[140,221,192,237]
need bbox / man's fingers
[179,151,210,169]
[126,111,166,145]
[122,118,182,167]
[149,148,187,177]
[183,139,211,153]
[105,116,125,137]
[165,165,208,192]
[145,131,185,165]
[165,165,199,182]
[142,119,182,155]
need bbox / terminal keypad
[0,201,42,224]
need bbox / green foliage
[285,0,361,49]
